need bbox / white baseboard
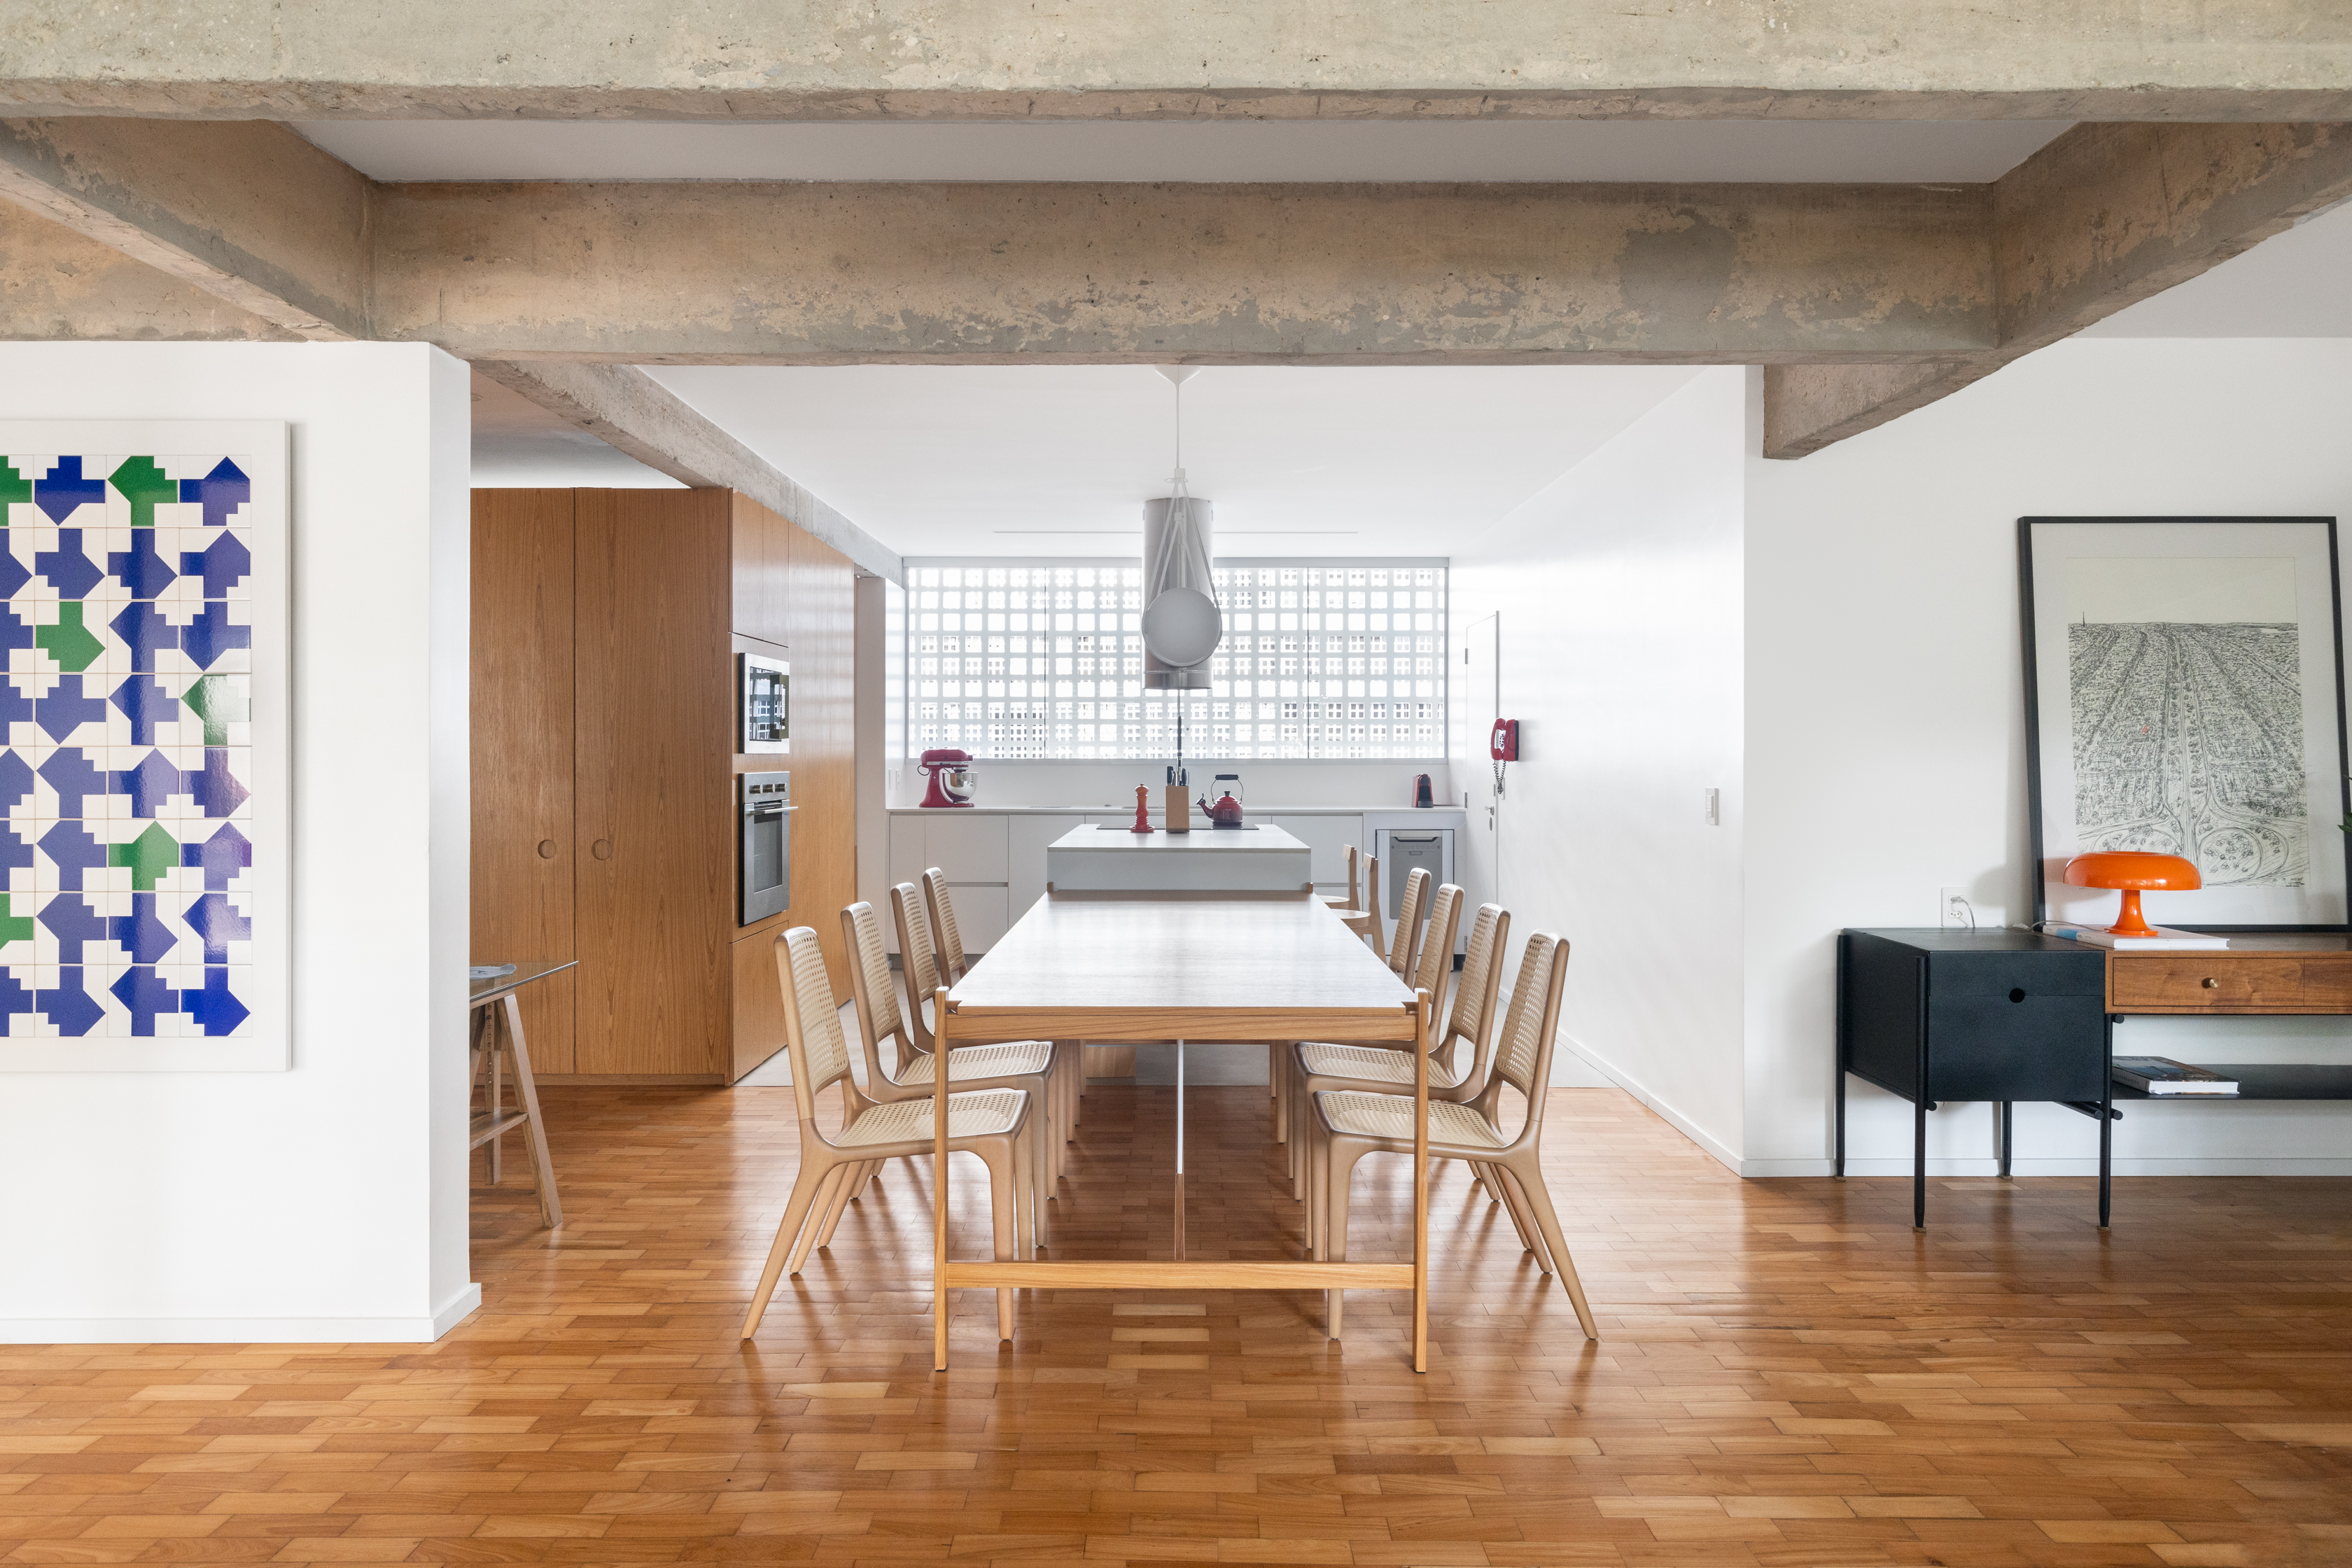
[1744,1156,2352,1177]
[1555,1032,1743,1173]
[1,1283,485,1345]
[433,1283,483,1337]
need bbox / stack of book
[2045,924,2228,951]
[2113,1057,2240,1096]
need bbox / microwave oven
[739,652,789,754]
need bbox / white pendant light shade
[1142,368,1220,690]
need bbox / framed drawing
[1,424,288,1070]
[2021,516,2350,932]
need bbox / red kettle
[1198,790,1245,829]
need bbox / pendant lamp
[1141,366,1221,691]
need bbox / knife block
[1164,784,1191,832]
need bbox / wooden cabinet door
[574,490,734,1078]
[470,491,578,1071]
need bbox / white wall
[1451,368,1749,1160]
[0,342,475,1340]
[1746,341,2352,1176]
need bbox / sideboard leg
[1998,1101,2012,1179]
[1912,1093,1927,1232]
[1833,1071,1846,1180]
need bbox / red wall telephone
[1489,718,1520,762]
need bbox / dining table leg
[933,986,952,1372]
[1172,1039,1186,1261]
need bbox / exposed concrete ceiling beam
[0,117,367,338]
[473,360,903,582]
[4,1,2350,121]
[1760,120,2352,457]
[0,198,298,341]
[375,178,1996,364]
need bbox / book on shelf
[2045,923,2230,951]
[2113,1056,2240,1095]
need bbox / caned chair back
[1413,883,1463,1010]
[775,926,854,1126]
[1441,902,1508,1076]
[1492,932,1570,1122]
[1385,866,1429,974]
[842,900,917,1084]
[922,869,969,982]
[890,881,942,1054]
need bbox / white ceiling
[298,118,2071,185]
[2080,197,2352,337]
[644,364,1704,556]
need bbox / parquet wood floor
[5,1081,2349,1567]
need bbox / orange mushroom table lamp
[2062,851,2204,936]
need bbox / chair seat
[1315,1089,1506,1150]
[895,1041,1051,1085]
[1298,1042,1469,1091]
[837,1088,1027,1146]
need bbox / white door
[1459,613,1500,913]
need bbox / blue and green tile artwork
[2,453,255,1040]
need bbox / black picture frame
[2019,515,2351,933]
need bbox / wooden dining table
[933,890,1435,1369]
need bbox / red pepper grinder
[1130,784,1153,834]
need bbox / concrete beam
[374,178,1996,364]
[0,199,295,341]
[1759,120,2352,457]
[0,118,367,338]
[474,360,902,582]
[3,1,2350,121]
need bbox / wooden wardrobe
[470,488,856,1083]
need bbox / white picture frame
[2022,515,2350,932]
[1,422,289,1070]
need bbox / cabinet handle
[536,839,557,860]
[2202,976,2219,989]
[592,839,613,860]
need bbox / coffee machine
[917,748,978,808]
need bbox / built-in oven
[739,652,789,754]
[739,771,793,925]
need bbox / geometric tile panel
[4,452,254,1040]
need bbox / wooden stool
[469,974,563,1228]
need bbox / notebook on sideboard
[2113,1057,2240,1095]
[2045,924,2230,951]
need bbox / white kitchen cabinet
[1009,813,1086,928]
[1261,814,1364,897]
[920,812,1011,883]
[885,811,1011,953]
[940,883,1011,953]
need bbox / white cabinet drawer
[919,813,1010,883]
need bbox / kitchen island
[1046,823,1313,895]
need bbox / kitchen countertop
[887,804,1465,816]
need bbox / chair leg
[787,1165,848,1275]
[741,1157,838,1338]
[1325,1140,1367,1340]
[1508,1161,1597,1340]
[1485,1162,1542,1259]
[816,1159,868,1250]
[979,1143,1020,1340]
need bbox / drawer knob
[592,839,614,860]
[2008,988,2026,1003]
[536,839,557,860]
[2202,976,2220,989]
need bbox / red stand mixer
[916,748,978,808]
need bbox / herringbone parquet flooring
[4,1079,2348,1566]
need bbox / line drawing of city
[2066,556,2306,888]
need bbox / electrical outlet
[1941,887,1975,930]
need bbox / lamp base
[2104,887,2157,938]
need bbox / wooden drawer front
[2110,956,2302,1010]
[2297,954,2352,1009]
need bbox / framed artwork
[2021,516,2350,932]
[1,424,288,1070]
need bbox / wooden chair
[1385,865,1430,981]
[1308,930,1596,1342]
[897,878,1080,1172]
[922,867,972,983]
[1289,890,1492,1190]
[741,925,1037,1342]
[1327,848,1381,948]
[848,896,1065,1215]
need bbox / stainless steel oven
[739,771,793,925]
[738,652,789,754]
